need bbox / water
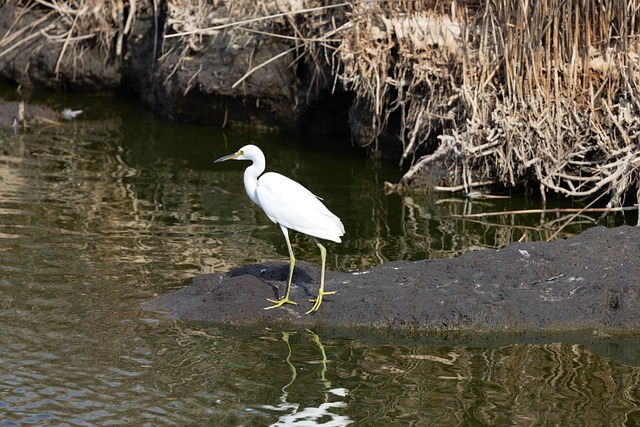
[1,87,639,425]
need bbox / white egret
[215,145,345,314]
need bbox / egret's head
[214,144,262,163]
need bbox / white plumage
[215,144,344,313]
[256,172,344,242]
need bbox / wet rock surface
[143,225,640,332]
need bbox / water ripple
[0,95,639,425]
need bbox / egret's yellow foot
[306,290,335,314]
[264,297,298,310]
[308,291,336,301]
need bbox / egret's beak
[214,150,242,163]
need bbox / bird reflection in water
[251,330,352,426]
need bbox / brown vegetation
[2,1,640,206]
[1,0,145,65]
[337,0,640,207]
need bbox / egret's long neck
[243,155,265,205]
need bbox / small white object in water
[61,108,83,120]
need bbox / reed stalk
[3,0,639,206]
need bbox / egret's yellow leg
[306,239,335,314]
[265,225,298,309]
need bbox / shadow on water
[0,85,639,425]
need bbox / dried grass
[163,0,349,93]
[1,0,148,76]
[3,0,639,206]
[338,1,640,206]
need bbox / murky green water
[1,87,639,425]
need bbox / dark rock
[0,101,59,127]
[143,225,640,332]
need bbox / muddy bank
[143,225,640,332]
[0,3,351,133]
[2,2,640,200]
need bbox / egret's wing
[256,172,344,242]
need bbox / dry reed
[3,0,639,206]
[2,0,148,62]
[337,1,640,207]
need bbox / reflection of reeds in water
[476,342,640,425]
[56,308,640,425]
[397,192,634,258]
[337,173,625,269]
[0,132,27,239]
[0,115,253,288]
[341,339,640,425]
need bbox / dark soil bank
[0,4,351,133]
[143,225,640,332]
